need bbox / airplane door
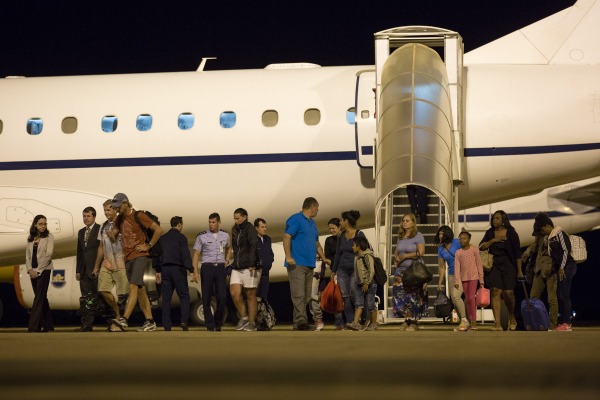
[355,70,376,168]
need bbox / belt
[202,263,225,267]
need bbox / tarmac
[1,322,599,400]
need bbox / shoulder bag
[402,252,432,287]
[479,250,493,272]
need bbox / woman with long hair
[479,210,523,331]
[25,214,55,332]
[331,210,365,329]
[435,225,468,330]
[392,213,427,331]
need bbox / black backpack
[362,254,388,286]
[372,256,388,286]
[134,210,163,258]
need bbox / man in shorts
[93,199,129,331]
[108,193,163,332]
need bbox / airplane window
[220,111,236,128]
[178,113,194,130]
[304,108,321,126]
[62,117,78,134]
[137,114,153,131]
[262,110,278,127]
[102,116,118,132]
[346,107,356,124]
[27,118,43,135]
[361,110,370,119]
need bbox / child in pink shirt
[454,231,485,330]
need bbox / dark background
[1,1,596,325]
[1,1,574,77]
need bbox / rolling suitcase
[520,279,550,331]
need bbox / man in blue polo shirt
[283,197,329,330]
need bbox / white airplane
[0,0,599,323]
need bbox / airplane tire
[190,298,227,326]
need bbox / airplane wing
[548,179,600,209]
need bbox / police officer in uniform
[192,213,231,331]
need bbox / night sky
[1,1,574,77]
[1,0,598,324]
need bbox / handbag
[320,279,344,314]
[476,287,490,308]
[480,250,494,272]
[401,253,432,287]
[433,290,453,319]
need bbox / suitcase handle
[518,277,533,310]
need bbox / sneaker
[181,323,189,331]
[454,321,470,332]
[243,322,257,331]
[366,323,378,331]
[360,320,371,331]
[345,321,361,331]
[315,319,324,331]
[137,320,157,332]
[236,317,249,331]
[334,325,345,331]
[296,322,310,331]
[110,317,128,332]
[553,323,572,331]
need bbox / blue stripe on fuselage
[459,209,600,223]
[463,142,600,157]
[0,142,599,171]
[0,151,358,171]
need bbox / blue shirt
[193,230,230,263]
[284,211,318,268]
[437,238,461,275]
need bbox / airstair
[371,28,464,321]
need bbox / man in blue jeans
[283,197,329,330]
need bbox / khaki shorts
[98,267,129,295]
[230,268,261,289]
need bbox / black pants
[200,264,227,330]
[29,270,54,332]
[257,271,270,301]
[79,274,97,327]
[161,266,190,330]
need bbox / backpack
[134,210,163,258]
[569,234,587,263]
[256,297,276,331]
[371,256,388,286]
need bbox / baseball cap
[111,193,129,207]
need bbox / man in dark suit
[76,206,101,331]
